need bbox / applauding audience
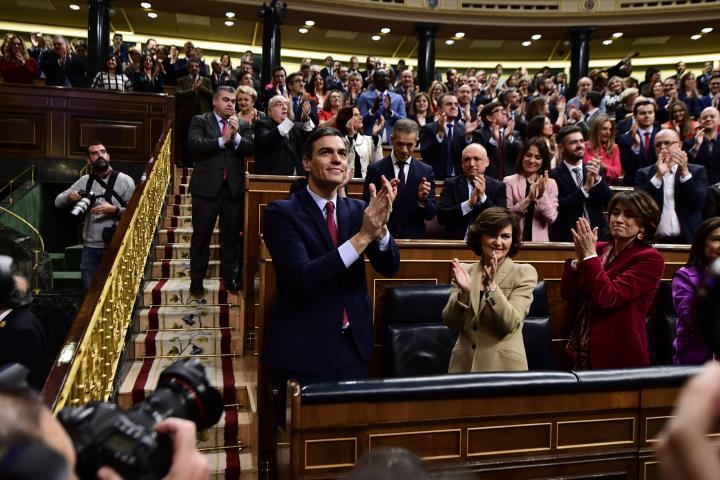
[0,33,38,84]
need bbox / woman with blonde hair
[236,85,266,125]
[0,33,37,84]
[427,80,448,116]
[583,114,621,185]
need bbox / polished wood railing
[41,121,173,412]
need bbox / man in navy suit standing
[636,129,707,244]
[550,125,613,242]
[437,143,506,240]
[364,119,437,239]
[263,127,400,392]
[618,99,659,186]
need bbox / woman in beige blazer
[336,106,384,178]
[443,207,538,373]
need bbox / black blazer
[262,188,400,376]
[253,117,308,175]
[39,51,87,88]
[187,112,254,199]
[685,137,720,185]
[473,126,522,180]
[0,306,48,391]
[437,174,506,240]
[618,126,659,186]
[549,163,613,242]
[363,156,437,239]
[419,121,467,180]
[635,163,707,243]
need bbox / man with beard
[55,143,135,288]
[549,126,612,242]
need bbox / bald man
[437,143,506,240]
[636,128,707,243]
[686,107,720,185]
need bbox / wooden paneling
[0,84,174,162]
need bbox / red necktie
[221,118,228,180]
[326,201,349,329]
[644,131,651,158]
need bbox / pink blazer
[583,142,621,185]
[503,174,559,242]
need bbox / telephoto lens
[59,358,224,480]
[69,191,96,218]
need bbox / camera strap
[85,171,127,208]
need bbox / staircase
[117,167,257,479]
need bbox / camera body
[58,358,223,480]
[70,190,97,218]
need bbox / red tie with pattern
[644,131,651,158]
[221,118,228,180]
[326,201,349,329]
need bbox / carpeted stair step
[167,193,193,205]
[174,184,189,194]
[162,216,219,228]
[137,305,240,332]
[204,449,256,479]
[150,259,221,279]
[131,329,244,358]
[142,279,237,307]
[198,405,255,450]
[158,228,219,244]
[154,243,219,261]
[164,204,193,217]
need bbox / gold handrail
[42,122,173,412]
[0,165,36,205]
[0,205,45,294]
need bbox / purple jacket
[672,266,713,365]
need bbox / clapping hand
[417,177,431,202]
[631,122,641,148]
[451,258,472,294]
[372,95,382,114]
[655,150,671,179]
[468,175,485,207]
[345,117,356,136]
[438,112,447,137]
[584,159,600,191]
[301,100,311,121]
[383,94,391,113]
[482,251,498,292]
[570,217,598,261]
[536,171,548,199]
[372,115,385,136]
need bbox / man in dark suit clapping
[188,86,254,295]
[437,143,506,240]
[364,119,437,239]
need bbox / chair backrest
[384,284,452,326]
[522,317,554,370]
[527,281,549,318]
[384,324,458,377]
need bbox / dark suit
[635,163,707,243]
[262,188,400,377]
[176,75,213,167]
[419,121,468,180]
[253,117,309,175]
[0,306,47,390]
[473,126,522,180]
[188,112,254,283]
[363,157,437,239]
[685,137,720,185]
[437,174,506,239]
[618,126,659,186]
[39,51,87,87]
[549,163,613,242]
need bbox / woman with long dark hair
[132,53,164,93]
[90,54,132,91]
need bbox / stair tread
[53,271,81,278]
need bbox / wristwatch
[485,288,497,306]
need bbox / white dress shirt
[650,164,692,238]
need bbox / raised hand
[372,115,385,136]
[631,122,641,147]
[536,171,548,199]
[383,94,392,113]
[468,175,485,207]
[482,251,498,291]
[438,112,447,137]
[584,160,600,190]
[417,177,431,202]
[372,95,382,114]
[451,258,472,294]
[504,117,516,137]
[694,127,705,149]
[670,147,690,177]
[346,117,356,136]
[465,117,480,136]
[491,121,501,143]
[655,150,670,179]
[570,217,598,261]
[301,100,311,121]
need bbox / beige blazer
[442,258,537,373]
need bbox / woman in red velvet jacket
[0,33,38,84]
[561,190,664,369]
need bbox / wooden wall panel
[0,84,173,162]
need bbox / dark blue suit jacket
[635,163,707,243]
[262,188,400,376]
[618,126,659,186]
[419,121,468,180]
[549,163,613,242]
[437,174,506,239]
[363,156,437,239]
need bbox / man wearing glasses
[474,101,521,180]
[635,129,707,244]
[686,107,720,185]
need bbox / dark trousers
[190,182,243,282]
[80,246,106,289]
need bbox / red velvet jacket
[561,241,664,369]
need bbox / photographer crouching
[54,143,135,289]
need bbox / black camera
[0,255,13,304]
[70,190,97,218]
[58,358,223,480]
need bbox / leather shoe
[190,279,204,296]
[224,278,241,293]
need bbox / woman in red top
[561,190,663,369]
[662,100,698,142]
[583,114,621,185]
[0,33,38,84]
[318,90,343,127]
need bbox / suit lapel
[299,189,334,249]
[458,176,470,202]
[207,112,221,138]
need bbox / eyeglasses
[654,140,679,151]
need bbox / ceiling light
[454,32,465,38]
[69,3,80,10]
[612,32,623,38]
[298,27,308,34]
[304,20,315,26]
[603,39,613,45]
[522,41,532,47]
[140,2,151,8]
[445,39,454,45]
[225,11,236,18]
[691,34,702,40]
[531,34,542,40]
[380,27,391,34]
[147,11,157,18]
[224,20,234,26]
[701,27,714,34]
[371,35,381,41]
